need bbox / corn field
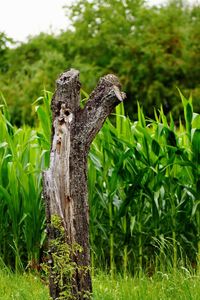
[0,91,200,275]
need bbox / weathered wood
[43,69,125,299]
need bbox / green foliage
[42,215,87,300]
[1,1,200,124]
[0,90,200,278]
[88,95,200,275]
[0,32,13,73]
[0,33,67,125]
[64,0,200,118]
[0,94,49,271]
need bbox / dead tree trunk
[43,69,125,299]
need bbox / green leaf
[36,106,51,143]
[192,129,200,164]
[191,201,200,218]
[152,139,160,156]
[186,103,193,127]
[130,216,136,236]
[161,127,177,147]
[0,185,11,203]
[192,113,200,129]
[0,142,8,148]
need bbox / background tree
[65,0,197,118]
[1,0,200,125]
[0,32,13,73]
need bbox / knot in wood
[56,69,80,86]
[103,74,122,89]
[61,103,71,116]
[57,104,72,125]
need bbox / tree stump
[43,69,125,299]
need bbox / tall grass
[0,91,200,275]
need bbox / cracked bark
[43,69,126,299]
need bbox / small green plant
[42,215,90,300]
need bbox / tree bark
[43,69,125,299]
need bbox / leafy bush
[1,1,200,124]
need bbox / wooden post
[43,69,125,299]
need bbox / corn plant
[0,92,50,271]
[89,96,200,275]
[1,90,200,276]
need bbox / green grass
[0,269,48,300]
[93,271,200,300]
[0,269,200,300]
